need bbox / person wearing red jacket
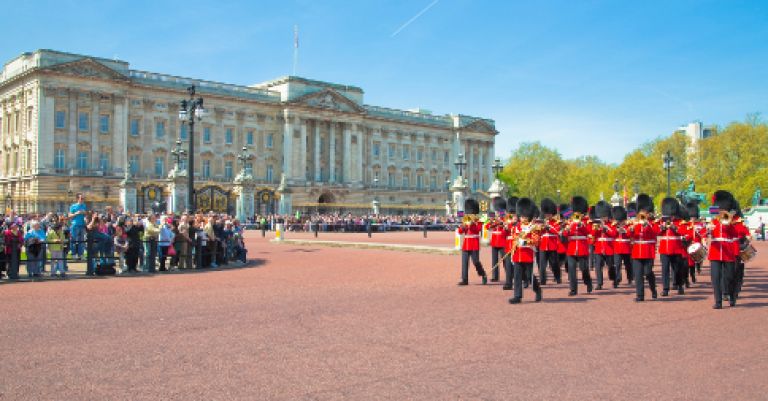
[708,190,741,308]
[561,196,593,296]
[612,205,633,286]
[593,201,617,290]
[732,206,752,300]
[457,199,487,286]
[556,203,569,274]
[538,198,561,285]
[658,198,686,296]
[508,198,542,304]
[630,193,660,302]
[486,197,508,283]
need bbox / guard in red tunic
[538,198,561,285]
[658,197,686,296]
[502,197,519,290]
[708,190,739,309]
[612,205,633,286]
[509,197,542,304]
[677,206,694,287]
[685,202,706,281]
[629,194,660,301]
[561,196,593,296]
[486,197,508,283]
[557,203,569,273]
[457,199,487,286]
[593,201,617,290]
[732,202,752,300]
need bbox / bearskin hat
[637,193,654,213]
[612,205,628,221]
[516,197,536,220]
[596,201,612,219]
[712,190,735,212]
[492,197,507,214]
[506,196,519,214]
[685,201,700,219]
[626,201,638,218]
[679,205,690,220]
[571,196,588,214]
[558,203,569,217]
[464,198,480,215]
[661,197,680,218]
[588,206,597,221]
[533,205,541,219]
[540,198,557,216]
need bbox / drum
[687,243,707,264]
[739,243,757,262]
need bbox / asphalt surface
[1,232,766,400]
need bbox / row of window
[54,111,111,133]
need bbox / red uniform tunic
[679,222,695,265]
[458,221,483,251]
[562,219,591,257]
[538,219,560,252]
[593,221,617,256]
[658,219,685,255]
[613,222,632,255]
[630,222,659,259]
[486,220,506,248]
[511,222,536,263]
[708,220,737,262]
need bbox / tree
[500,142,565,201]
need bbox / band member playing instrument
[708,190,739,309]
[561,196,593,296]
[593,201,617,290]
[658,197,686,296]
[457,199,487,286]
[538,198,561,285]
[732,203,752,300]
[686,202,706,278]
[557,203,569,273]
[486,197,508,283]
[509,198,543,304]
[629,194,660,302]
[502,197,519,291]
[612,205,633,286]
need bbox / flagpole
[293,25,299,76]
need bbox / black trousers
[689,261,699,282]
[632,258,656,299]
[490,246,505,281]
[461,250,486,283]
[660,254,685,290]
[514,262,540,299]
[567,255,591,294]
[711,260,736,305]
[538,250,560,284]
[735,261,745,298]
[504,255,513,288]
[614,253,632,283]
[595,253,615,287]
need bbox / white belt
[597,238,614,242]
[464,235,479,238]
[541,234,557,237]
[659,236,683,240]
[615,239,631,242]
[634,240,656,244]
[569,236,587,240]
[710,238,736,242]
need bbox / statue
[676,179,705,205]
[753,186,762,206]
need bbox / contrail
[391,0,440,37]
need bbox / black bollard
[261,223,266,238]
[314,222,319,238]
[8,237,19,280]
[367,221,372,238]
[423,224,428,238]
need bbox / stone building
[0,49,497,215]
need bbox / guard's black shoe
[662,290,669,297]
[595,285,603,291]
[713,303,722,309]
[482,275,488,285]
[651,289,658,299]
[523,281,529,288]
[729,297,737,307]
[568,291,577,296]
[635,297,644,302]
[535,289,542,302]
[613,281,619,288]
[457,281,468,286]
[673,285,679,290]
[555,278,562,284]
[490,278,500,282]
[677,287,685,295]
[502,285,512,290]
[587,284,593,294]
[692,277,697,284]
[508,297,521,304]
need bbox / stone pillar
[342,123,351,184]
[329,121,336,183]
[356,124,364,186]
[277,174,292,215]
[167,166,187,214]
[372,199,380,215]
[68,91,77,171]
[120,172,137,214]
[113,96,128,175]
[451,175,468,213]
[314,121,321,182]
[300,119,308,182]
[37,87,55,175]
[282,111,294,181]
[90,94,100,169]
[233,170,256,222]
[445,200,453,216]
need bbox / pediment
[44,58,128,82]
[292,89,364,113]
[462,119,498,135]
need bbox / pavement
[0,231,766,400]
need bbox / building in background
[676,120,716,176]
[0,49,497,215]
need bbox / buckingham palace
[0,49,498,216]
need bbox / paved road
[1,232,766,400]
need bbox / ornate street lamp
[445,179,451,201]
[178,85,207,213]
[454,153,467,178]
[662,150,675,197]
[491,158,503,177]
[171,138,187,170]
[237,146,254,174]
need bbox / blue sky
[3,0,766,163]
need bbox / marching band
[459,190,756,309]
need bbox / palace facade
[0,49,497,215]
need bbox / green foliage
[501,119,768,208]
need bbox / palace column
[67,91,78,171]
[299,118,308,182]
[355,123,364,186]
[90,93,100,169]
[37,86,55,175]
[343,123,351,184]
[282,110,294,181]
[329,121,336,183]
[314,121,321,181]
[112,95,128,176]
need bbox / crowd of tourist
[0,194,248,281]
[249,213,460,232]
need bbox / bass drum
[687,243,707,264]
[739,243,757,262]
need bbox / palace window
[403,174,410,188]
[266,165,274,182]
[430,176,437,190]
[372,143,380,158]
[99,114,110,133]
[245,162,253,175]
[202,160,211,178]
[431,149,437,162]
[155,157,165,177]
[417,149,423,161]
[388,173,395,187]
[129,155,139,175]
[388,144,395,159]
[266,133,274,148]
[54,149,65,169]
[225,128,233,144]
[416,174,423,189]
[54,111,66,129]
[402,145,410,160]
[444,151,449,164]
[246,131,254,145]
[203,127,212,143]
[77,151,88,170]
[224,161,233,179]
[78,112,89,131]
[130,119,140,136]
[180,124,188,140]
[156,121,165,138]
[99,153,109,171]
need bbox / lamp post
[237,146,254,173]
[454,153,467,178]
[178,85,207,213]
[557,189,561,204]
[662,150,675,197]
[445,179,451,201]
[171,138,187,171]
